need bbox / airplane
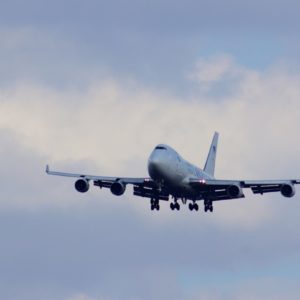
[46,132,300,212]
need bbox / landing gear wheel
[194,203,199,211]
[204,200,213,212]
[175,203,180,210]
[189,203,194,211]
[151,198,160,211]
[170,203,175,210]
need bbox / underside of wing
[188,178,245,201]
[242,180,299,197]
[46,165,169,200]
[189,178,300,200]
[132,185,169,201]
[94,177,169,200]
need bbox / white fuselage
[147,144,213,199]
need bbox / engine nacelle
[227,184,243,198]
[75,178,90,193]
[281,184,295,198]
[110,181,126,196]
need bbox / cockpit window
[155,146,167,150]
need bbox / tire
[189,203,193,211]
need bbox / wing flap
[243,180,294,187]
[189,178,241,188]
[211,192,245,201]
[251,185,281,194]
[94,180,114,188]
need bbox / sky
[1,0,300,299]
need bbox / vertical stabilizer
[203,132,219,177]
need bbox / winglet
[46,164,50,174]
[203,132,219,177]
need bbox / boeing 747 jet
[46,133,300,212]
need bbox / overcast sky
[1,1,300,299]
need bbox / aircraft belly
[164,176,200,199]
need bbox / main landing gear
[204,200,213,212]
[170,202,180,211]
[170,197,180,211]
[150,198,160,211]
[188,202,199,211]
[150,198,214,212]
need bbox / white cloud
[188,55,238,83]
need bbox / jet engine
[227,184,243,198]
[75,178,90,193]
[280,184,295,198]
[110,181,126,196]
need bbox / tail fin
[203,132,219,177]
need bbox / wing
[46,165,169,201]
[46,164,147,184]
[189,178,300,201]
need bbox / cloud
[188,55,239,84]
[187,54,250,97]
[1,3,300,300]
[2,0,300,93]
[1,56,300,299]
[1,57,300,225]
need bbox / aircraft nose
[148,152,164,179]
